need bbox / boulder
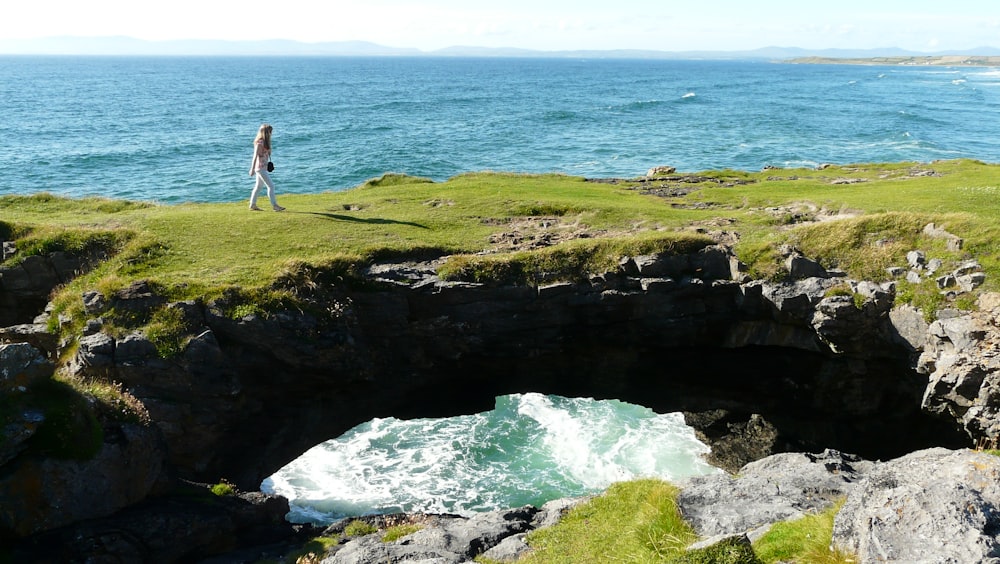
[907,250,927,269]
[82,290,107,315]
[683,411,785,473]
[676,449,872,540]
[0,423,166,537]
[0,342,53,390]
[323,506,539,564]
[532,496,587,529]
[786,253,828,279]
[647,165,677,176]
[116,331,158,364]
[481,533,530,562]
[0,342,53,466]
[633,253,690,278]
[0,323,59,357]
[833,448,1000,563]
[17,255,61,290]
[73,331,116,371]
[889,304,928,352]
[111,280,167,313]
[692,245,735,280]
[761,277,839,320]
[923,222,964,251]
[810,283,895,356]
[1,240,15,260]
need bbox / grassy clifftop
[3,159,1000,328]
[5,160,1000,563]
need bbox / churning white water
[262,393,719,524]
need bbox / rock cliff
[2,241,995,560]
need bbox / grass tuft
[210,481,235,496]
[382,524,423,542]
[752,500,855,563]
[344,520,378,537]
[360,173,434,188]
[282,535,340,563]
[521,479,696,563]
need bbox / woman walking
[248,123,285,211]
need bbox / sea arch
[130,271,968,490]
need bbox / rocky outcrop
[0,421,166,537]
[0,245,103,328]
[678,447,1000,563]
[677,449,872,541]
[0,343,54,465]
[0,342,168,538]
[320,505,549,564]
[8,485,300,563]
[833,448,1000,563]
[918,292,1000,444]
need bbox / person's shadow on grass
[296,211,429,229]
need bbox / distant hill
[2,36,999,60]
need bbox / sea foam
[262,393,719,524]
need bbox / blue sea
[6,56,1000,522]
[3,56,1000,205]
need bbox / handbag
[267,161,274,172]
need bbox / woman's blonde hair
[254,123,273,150]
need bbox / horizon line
[2,36,999,58]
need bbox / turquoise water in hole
[262,393,719,523]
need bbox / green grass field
[4,159,999,307]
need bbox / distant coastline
[3,36,1000,60]
[787,55,1000,67]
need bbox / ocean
[3,56,1000,205]
[5,56,1000,522]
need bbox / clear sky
[5,0,999,52]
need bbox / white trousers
[250,170,279,208]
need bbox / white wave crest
[264,393,718,524]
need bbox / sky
[4,0,999,53]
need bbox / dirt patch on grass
[590,174,756,199]
[756,202,862,227]
[484,216,610,253]
[684,217,741,246]
[484,215,741,253]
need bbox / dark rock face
[0,250,99,328]
[8,486,298,564]
[0,422,166,537]
[54,249,969,491]
[1,344,169,539]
